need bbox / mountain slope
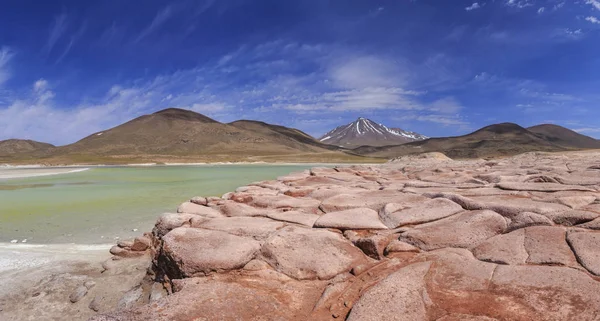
[5,108,373,164]
[228,120,341,151]
[319,118,427,147]
[0,139,55,156]
[527,124,600,149]
[353,122,571,159]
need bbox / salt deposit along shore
[3,150,600,320]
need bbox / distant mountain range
[319,117,427,147]
[353,123,600,159]
[1,108,599,164]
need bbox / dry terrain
[33,149,597,321]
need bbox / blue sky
[1,0,599,145]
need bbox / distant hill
[1,108,373,164]
[0,139,55,156]
[527,124,600,149]
[353,122,599,159]
[319,117,427,147]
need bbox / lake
[0,165,318,244]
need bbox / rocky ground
[22,150,600,320]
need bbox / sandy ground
[0,167,90,179]
[0,243,150,321]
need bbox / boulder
[567,231,600,275]
[543,210,600,226]
[313,208,388,230]
[176,202,223,218]
[472,228,528,265]
[320,191,428,213]
[130,236,151,251]
[497,182,594,192]
[266,210,320,227]
[379,198,464,228]
[384,239,420,255]
[153,213,198,237]
[523,226,578,266]
[347,262,431,321]
[68,286,88,303]
[91,276,326,321]
[158,227,261,278]
[400,210,507,251]
[260,226,367,280]
[198,217,285,239]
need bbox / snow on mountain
[319,117,428,147]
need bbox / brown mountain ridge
[1,109,599,164]
[353,122,600,159]
[2,108,372,164]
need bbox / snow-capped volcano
[319,117,428,148]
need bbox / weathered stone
[472,228,528,265]
[88,296,101,312]
[130,236,151,251]
[543,210,600,226]
[347,262,431,321]
[507,211,553,231]
[313,208,388,230]
[69,286,88,303]
[557,196,597,209]
[352,234,391,259]
[216,200,265,217]
[384,239,420,255]
[379,198,464,228]
[260,226,367,280]
[153,213,197,237]
[176,201,223,218]
[91,276,326,321]
[567,231,600,275]
[149,283,166,302]
[524,226,577,266]
[116,286,143,311]
[320,191,428,213]
[497,182,594,192]
[400,210,507,251]
[199,216,284,239]
[266,210,320,227]
[189,196,207,206]
[159,227,261,278]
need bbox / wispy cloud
[537,7,545,14]
[135,6,174,43]
[44,13,68,53]
[586,16,600,24]
[55,22,87,64]
[465,3,481,11]
[586,0,600,11]
[0,47,14,86]
[505,0,534,9]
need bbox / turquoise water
[0,165,316,244]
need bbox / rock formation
[93,151,600,321]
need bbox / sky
[1,0,600,145]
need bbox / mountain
[527,124,600,149]
[319,117,427,147]
[0,139,55,157]
[353,122,595,159]
[4,108,373,164]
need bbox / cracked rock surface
[92,151,600,321]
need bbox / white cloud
[465,3,481,11]
[45,13,68,53]
[186,103,231,114]
[33,79,49,92]
[537,7,545,14]
[574,127,600,133]
[505,0,534,9]
[135,6,173,43]
[0,47,14,86]
[586,16,600,24]
[553,2,565,10]
[587,0,600,11]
